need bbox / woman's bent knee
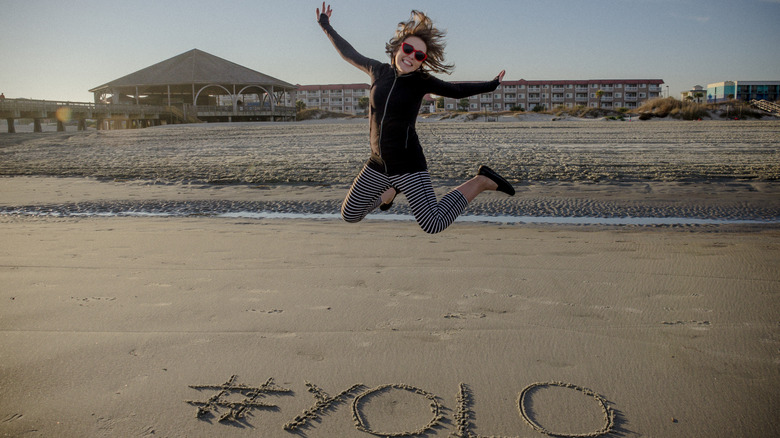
[419,221,446,234]
[342,214,363,224]
[341,206,365,224]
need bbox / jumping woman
[317,3,515,234]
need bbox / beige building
[289,79,664,115]
[442,79,664,112]
[292,83,370,115]
[681,85,706,103]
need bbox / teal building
[707,81,780,103]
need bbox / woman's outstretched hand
[496,70,506,83]
[316,2,332,21]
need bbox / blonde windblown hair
[385,10,454,74]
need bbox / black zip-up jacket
[319,15,500,175]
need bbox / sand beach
[1,119,779,437]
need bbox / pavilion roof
[89,49,296,93]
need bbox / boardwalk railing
[750,99,780,115]
[0,98,179,132]
[1,98,297,133]
[0,98,169,119]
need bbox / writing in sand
[186,376,614,437]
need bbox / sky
[1,0,779,103]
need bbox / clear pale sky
[2,0,778,103]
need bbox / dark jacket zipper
[378,74,398,174]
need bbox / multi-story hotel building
[441,79,664,112]
[292,83,371,114]
[290,79,664,115]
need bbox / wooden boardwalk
[0,99,296,133]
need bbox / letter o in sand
[352,383,442,437]
[518,381,614,437]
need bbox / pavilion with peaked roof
[89,49,297,122]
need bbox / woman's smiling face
[394,36,427,74]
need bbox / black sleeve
[318,14,379,75]
[425,75,501,99]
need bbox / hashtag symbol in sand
[185,375,291,424]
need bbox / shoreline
[2,177,779,227]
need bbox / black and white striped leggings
[341,164,469,234]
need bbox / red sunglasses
[402,42,427,62]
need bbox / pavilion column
[270,86,275,121]
[6,118,15,133]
